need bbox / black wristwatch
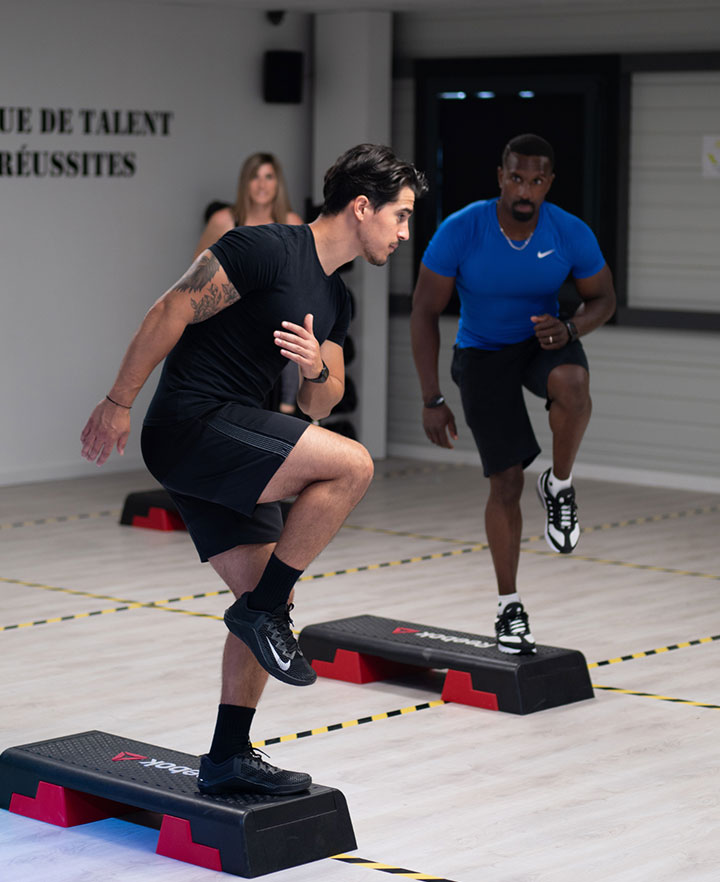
[563,320,579,344]
[424,394,446,408]
[306,361,329,384]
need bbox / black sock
[207,704,255,764]
[246,552,303,612]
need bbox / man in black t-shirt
[81,144,427,796]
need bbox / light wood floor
[1,458,719,882]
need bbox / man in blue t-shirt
[410,133,615,655]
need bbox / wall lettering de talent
[0,106,174,178]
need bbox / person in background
[410,133,616,656]
[194,152,304,413]
[194,151,303,257]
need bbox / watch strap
[563,320,579,343]
[306,361,329,384]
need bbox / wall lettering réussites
[0,106,174,178]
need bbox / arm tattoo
[175,253,241,323]
[175,252,220,293]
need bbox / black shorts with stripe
[141,404,309,561]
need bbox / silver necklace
[498,222,534,251]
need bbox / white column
[312,11,392,458]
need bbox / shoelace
[499,604,530,635]
[267,603,299,658]
[504,613,529,635]
[547,490,577,530]
[243,746,274,770]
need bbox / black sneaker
[224,593,317,686]
[537,468,580,554]
[198,747,311,796]
[495,602,536,655]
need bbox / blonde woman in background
[194,152,303,258]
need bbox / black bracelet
[106,395,131,409]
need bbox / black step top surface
[300,614,584,672]
[0,730,335,823]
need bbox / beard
[511,200,535,222]
[361,238,394,266]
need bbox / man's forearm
[573,266,617,337]
[107,299,188,405]
[296,375,344,421]
[410,310,443,400]
[572,295,615,338]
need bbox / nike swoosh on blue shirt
[537,249,555,258]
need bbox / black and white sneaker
[495,602,536,655]
[224,593,317,687]
[537,468,580,554]
[198,747,311,796]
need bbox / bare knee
[346,439,374,492]
[488,466,524,507]
[548,365,590,414]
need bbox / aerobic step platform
[299,614,593,714]
[0,730,356,878]
[120,489,186,531]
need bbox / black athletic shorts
[450,337,589,477]
[141,403,309,561]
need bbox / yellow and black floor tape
[590,634,720,668]
[341,523,475,545]
[342,503,720,549]
[302,544,488,583]
[521,546,720,581]
[331,854,458,880]
[252,701,445,749]
[0,575,226,632]
[0,510,119,530]
[593,685,720,709]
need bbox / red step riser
[312,649,425,684]
[10,781,127,827]
[131,507,186,531]
[156,815,223,871]
[441,669,499,710]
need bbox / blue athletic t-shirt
[421,198,606,350]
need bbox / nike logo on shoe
[266,638,292,671]
[537,249,555,259]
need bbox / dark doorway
[413,57,622,315]
[436,90,585,224]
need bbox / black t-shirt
[144,224,351,424]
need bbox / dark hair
[321,143,428,216]
[502,134,555,170]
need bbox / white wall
[394,0,720,59]
[388,318,720,493]
[0,0,312,485]
[389,1,720,490]
[628,71,720,312]
[313,12,393,458]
